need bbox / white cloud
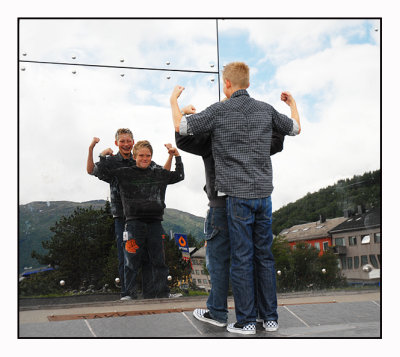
[220,19,376,65]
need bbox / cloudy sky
[18,18,380,218]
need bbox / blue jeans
[204,207,231,323]
[124,220,170,298]
[114,218,126,296]
[115,218,155,298]
[226,196,278,324]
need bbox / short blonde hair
[222,62,250,88]
[115,128,133,141]
[133,140,153,157]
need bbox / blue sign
[174,233,189,252]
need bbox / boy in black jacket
[95,140,184,299]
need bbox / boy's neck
[119,151,131,159]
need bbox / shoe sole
[227,325,256,335]
[193,310,227,327]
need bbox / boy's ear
[115,140,118,147]
[225,79,232,88]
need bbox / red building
[279,216,347,256]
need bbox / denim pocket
[205,212,220,241]
[231,198,252,221]
[205,208,228,241]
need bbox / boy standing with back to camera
[170,62,301,334]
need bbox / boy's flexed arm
[281,91,301,134]
[170,85,196,132]
[164,147,185,184]
[87,137,100,174]
[163,143,173,171]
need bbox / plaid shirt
[183,89,298,199]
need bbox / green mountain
[19,200,205,273]
[272,170,381,235]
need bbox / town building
[279,216,347,256]
[279,207,381,285]
[328,207,381,284]
[190,246,211,292]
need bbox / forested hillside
[272,170,380,235]
[19,200,205,273]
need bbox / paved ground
[19,289,381,338]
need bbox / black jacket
[95,156,184,221]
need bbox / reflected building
[279,206,381,285]
[190,246,211,292]
[279,216,347,256]
[329,207,381,285]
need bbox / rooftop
[329,207,381,234]
[279,217,347,243]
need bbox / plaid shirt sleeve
[185,102,221,135]
[271,106,299,136]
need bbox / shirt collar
[116,152,133,161]
[231,89,249,99]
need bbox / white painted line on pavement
[283,306,310,327]
[371,300,380,307]
[181,312,203,335]
[84,319,97,337]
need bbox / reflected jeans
[205,207,231,323]
[114,218,126,296]
[226,196,278,324]
[115,218,155,298]
[124,220,170,298]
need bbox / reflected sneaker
[263,320,279,331]
[193,309,227,327]
[169,293,183,298]
[227,322,256,335]
[120,296,132,301]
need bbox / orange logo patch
[125,239,139,254]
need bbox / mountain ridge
[19,200,205,273]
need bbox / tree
[31,204,115,290]
[272,238,346,292]
[163,234,191,289]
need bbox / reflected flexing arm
[163,143,173,171]
[87,137,100,174]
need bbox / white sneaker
[263,320,279,331]
[227,322,256,335]
[120,296,132,301]
[168,293,183,298]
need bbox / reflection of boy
[87,129,173,299]
[170,62,300,334]
[175,128,285,328]
[95,140,184,299]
